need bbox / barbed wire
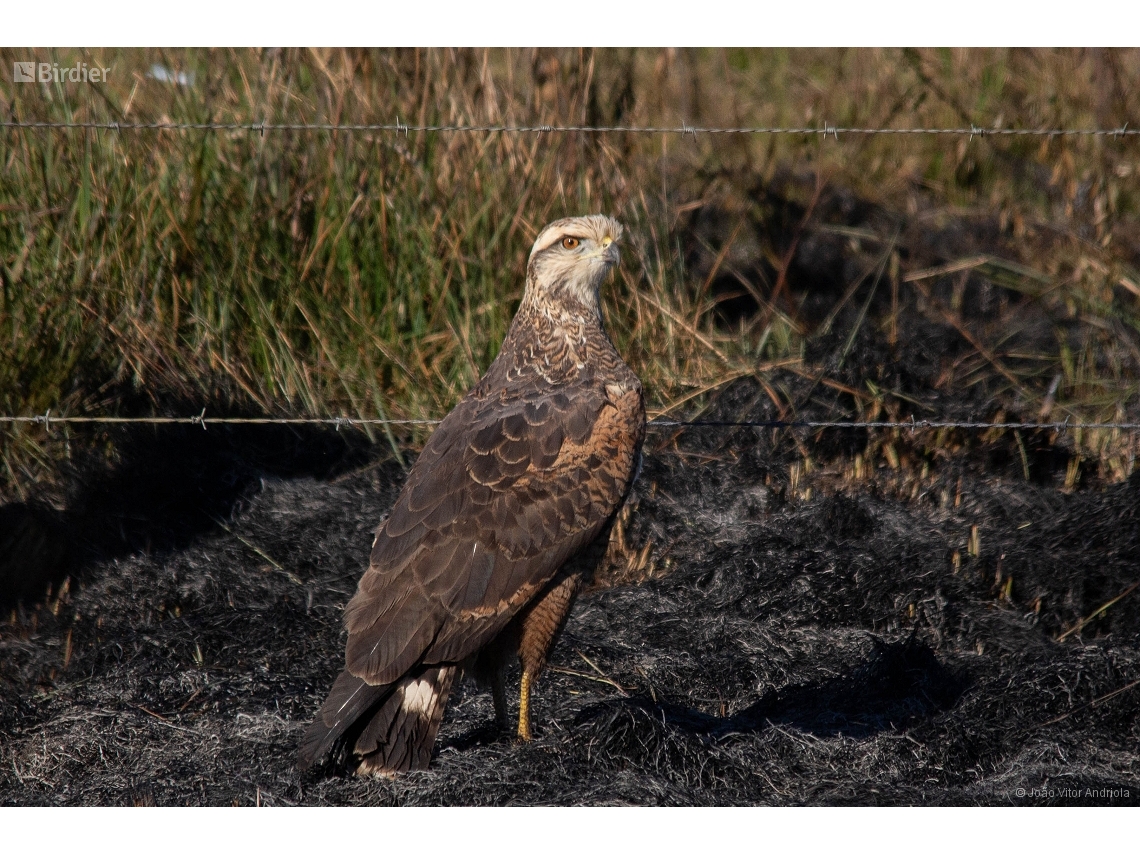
[2,412,1139,433]
[3,118,1138,437]
[1,119,1138,139]
[648,418,1140,432]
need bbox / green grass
[2,48,1139,499]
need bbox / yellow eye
[560,236,580,250]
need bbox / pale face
[526,215,624,311]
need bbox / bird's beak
[599,235,620,266]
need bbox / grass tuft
[2,48,1139,498]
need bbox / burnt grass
[3,187,1140,806]
[2,425,1137,807]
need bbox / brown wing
[342,381,643,685]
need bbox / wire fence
[4,115,1138,439]
[2,119,1139,140]
[3,413,1139,434]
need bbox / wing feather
[345,595,440,684]
[342,382,642,688]
[454,542,497,611]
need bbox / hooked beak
[598,234,620,266]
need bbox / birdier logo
[13,61,109,83]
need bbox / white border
[3,806,1136,851]
[1,1,1132,48]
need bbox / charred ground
[1,416,1138,806]
[2,179,1139,806]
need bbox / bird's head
[523,214,623,320]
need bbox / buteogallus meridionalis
[298,214,645,775]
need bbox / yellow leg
[517,670,533,741]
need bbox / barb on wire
[2,414,1139,432]
[3,119,1140,139]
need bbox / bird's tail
[297,665,457,775]
[297,670,388,772]
[354,664,458,774]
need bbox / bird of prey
[299,214,645,775]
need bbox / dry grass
[1,48,1139,499]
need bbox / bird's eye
[560,237,580,250]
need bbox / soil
[1,399,1137,806]
[2,181,1139,806]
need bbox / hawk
[298,215,645,775]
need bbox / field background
[2,48,1139,502]
[2,48,1140,806]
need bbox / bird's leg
[473,634,516,732]
[491,667,509,730]
[516,568,590,742]
[517,670,534,741]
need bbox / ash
[2,412,1138,806]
